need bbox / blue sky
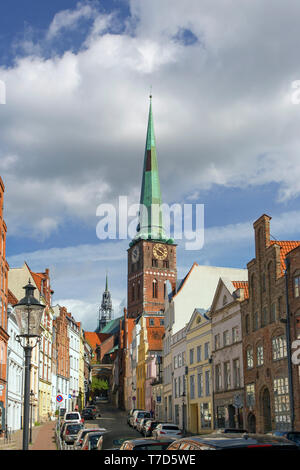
[1,0,300,330]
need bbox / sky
[1,0,300,331]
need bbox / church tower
[96,274,113,331]
[127,95,177,319]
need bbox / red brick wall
[286,245,300,429]
[241,214,289,433]
[127,240,177,318]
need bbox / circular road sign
[56,394,63,403]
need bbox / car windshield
[65,413,79,420]
[89,434,102,446]
[67,424,82,433]
[162,426,179,430]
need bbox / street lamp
[29,390,34,444]
[14,280,45,450]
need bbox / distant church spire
[96,273,113,332]
[134,94,166,242]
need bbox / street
[80,404,140,449]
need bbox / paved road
[84,403,141,449]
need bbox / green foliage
[91,377,109,391]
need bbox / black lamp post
[29,389,34,444]
[14,280,45,450]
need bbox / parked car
[61,411,83,427]
[74,427,107,449]
[81,431,106,450]
[132,410,151,429]
[143,420,161,437]
[86,405,98,417]
[127,409,143,426]
[137,417,150,433]
[268,431,300,447]
[81,408,95,420]
[166,433,299,450]
[62,422,84,444]
[116,438,177,450]
[152,423,183,440]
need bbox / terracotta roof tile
[84,331,111,351]
[8,289,18,305]
[270,240,300,276]
[232,281,249,299]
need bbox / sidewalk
[0,420,58,451]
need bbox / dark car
[81,431,106,450]
[268,431,300,447]
[81,408,95,420]
[86,405,98,416]
[117,437,177,450]
[166,433,299,450]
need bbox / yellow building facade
[186,308,213,434]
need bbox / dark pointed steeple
[96,273,113,332]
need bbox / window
[197,373,203,397]
[257,344,264,366]
[200,403,211,428]
[215,364,221,391]
[160,318,164,326]
[233,359,240,388]
[152,259,158,267]
[232,326,239,343]
[149,318,155,326]
[214,334,220,350]
[197,345,202,362]
[294,276,300,298]
[189,348,194,365]
[246,383,255,407]
[224,362,231,390]
[178,353,182,367]
[223,330,229,347]
[163,260,169,268]
[204,342,209,360]
[273,377,290,430]
[190,375,195,399]
[205,370,210,396]
[152,280,158,298]
[272,336,287,360]
[247,347,254,369]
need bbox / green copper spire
[105,271,108,291]
[135,95,166,242]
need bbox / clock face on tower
[131,245,140,263]
[153,243,168,260]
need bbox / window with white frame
[272,336,287,360]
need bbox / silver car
[153,423,183,440]
[63,422,84,444]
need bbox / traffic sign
[56,394,63,403]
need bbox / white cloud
[1,0,300,241]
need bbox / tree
[91,377,109,392]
